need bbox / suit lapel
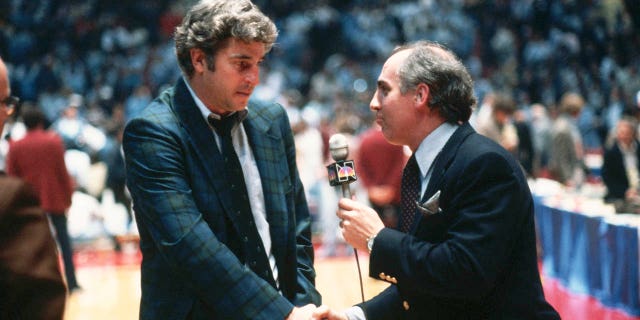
[171,79,237,214]
[410,122,475,233]
[172,82,289,263]
[242,105,289,257]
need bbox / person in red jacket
[356,122,407,228]
[6,105,80,292]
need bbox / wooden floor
[64,248,389,320]
[63,243,640,320]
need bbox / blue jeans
[48,213,79,290]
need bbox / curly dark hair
[174,0,278,78]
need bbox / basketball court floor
[62,238,638,320]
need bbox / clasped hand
[287,305,347,320]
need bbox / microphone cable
[353,247,365,303]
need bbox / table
[534,197,640,316]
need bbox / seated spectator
[601,117,640,213]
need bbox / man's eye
[236,61,250,69]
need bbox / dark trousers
[48,213,79,289]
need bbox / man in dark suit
[0,56,66,319]
[601,117,640,211]
[123,1,320,319]
[314,41,559,319]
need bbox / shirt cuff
[344,306,366,320]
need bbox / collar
[183,76,249,124]
[413,122,459,177]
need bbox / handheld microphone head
[326,134,357,193]
[329,133,349,161]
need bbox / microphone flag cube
[327,160,357,186]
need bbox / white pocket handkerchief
[416,190,441,216]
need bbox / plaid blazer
[124,78,320,320]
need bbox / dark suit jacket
[601,141,640,201]
[361,123,559,319]
[0,175,66,319]
[123,78,320,320]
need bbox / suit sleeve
[368,151,529,300]
[123,117,294,319]
[279,109,322,306]
[601,146,625,199]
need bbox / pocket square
[416,190,441,216]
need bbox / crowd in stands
[1,0,640,240]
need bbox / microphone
[327,133,357,198]
[327,133,365,303]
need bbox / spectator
[548,92,587,187]
[475,92,519,156]
[6,106,81,292]
[356,121,406,228]
[529,103,553,177]
[601,117,640,212]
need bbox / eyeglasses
[1,96,20,115]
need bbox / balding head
[0,57,10,133]
[0,57,7,95]
[390,41,476,124]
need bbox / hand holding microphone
[328,133,385,247]
[326,133,357,231]
[327,134,384,303]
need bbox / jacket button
[403,300,410,310]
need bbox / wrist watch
[366,233,377,253]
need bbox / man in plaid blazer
[123,1,320,319]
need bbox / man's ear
[415,83,429,105]
[190,48,207,73]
